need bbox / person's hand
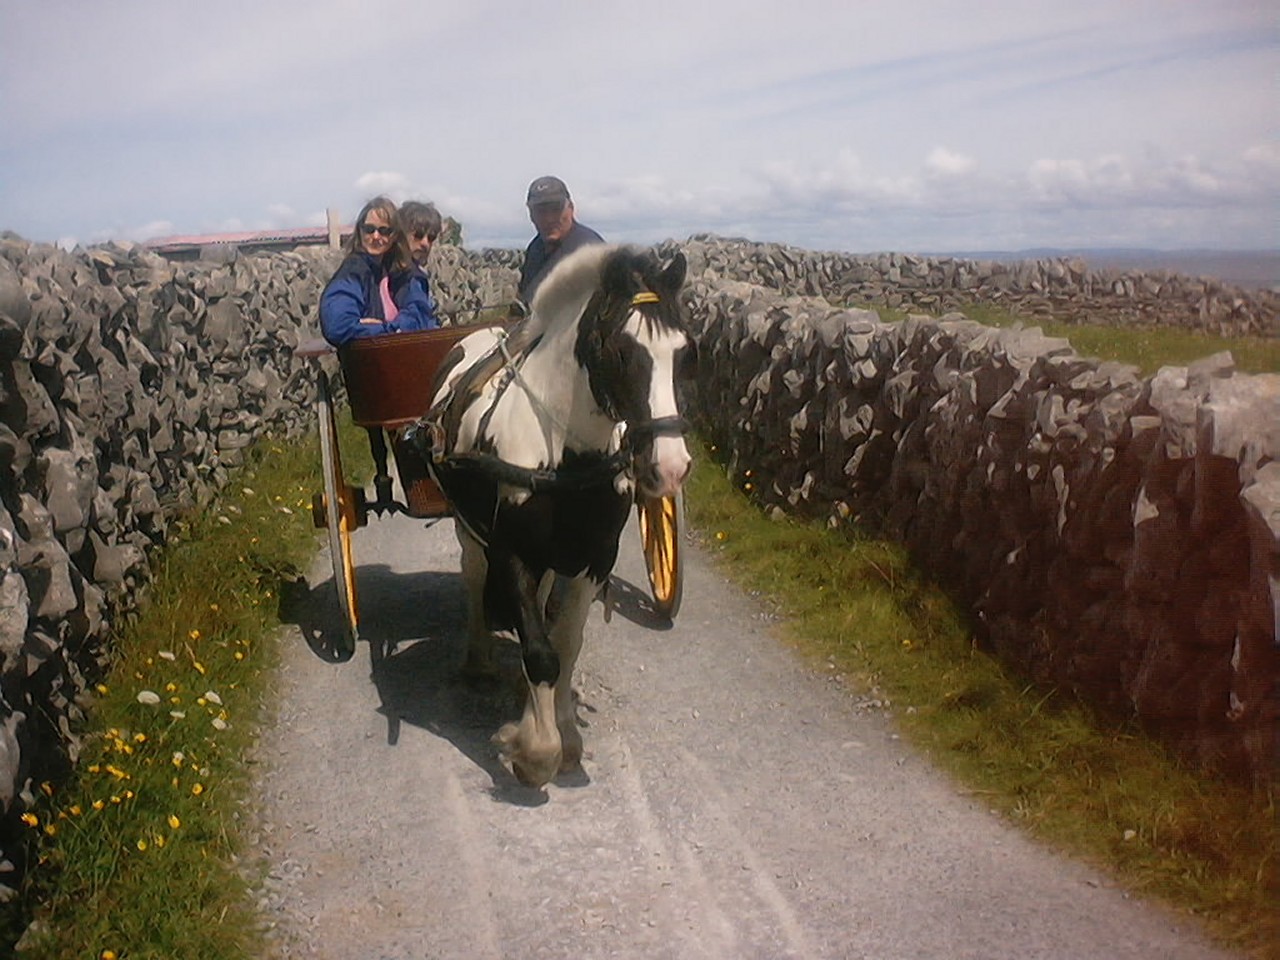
[359,317,382,325]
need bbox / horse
[418,244,693,788]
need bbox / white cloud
[925,148,977,178]
[354,171,413,200]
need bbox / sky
[1,0,1276,255]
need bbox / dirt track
[250,510,1236,960]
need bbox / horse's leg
[544,574,597,773]
[455,523,498,678]
[489,549,563,788]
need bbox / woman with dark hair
[319,196,439,346]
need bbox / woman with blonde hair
[319,195,439,345]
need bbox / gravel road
[251,509,1236,960]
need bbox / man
[398,200,443,327]
[518,176,604,302]
[400,200,443,268]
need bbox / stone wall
[662,237,1278,337]
[0,236,343,893]
[0,231,1273,898]
[684,275,1278,785]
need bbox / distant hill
[925,249,1279,293]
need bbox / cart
[298,324,684,659]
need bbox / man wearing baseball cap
[518,175,605,302]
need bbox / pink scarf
[378,276,399,323]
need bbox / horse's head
[576,248,694,499]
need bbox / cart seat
[339,326,481,429]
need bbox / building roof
[144,225,351,252]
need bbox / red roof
[144,225,352,251]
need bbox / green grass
[3,428,335,960]
[876,300,1280,374]
[688,445,1277,959]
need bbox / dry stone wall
[664,236,1278,337]
[0,231,1273,897]
[683,275,1278,785]
[0,235,343,893]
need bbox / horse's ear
[660,252,687,293]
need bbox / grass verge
[877,301,1280,375]
[2,427,336,960]
[686,439,1277,959]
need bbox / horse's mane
[528,243,619,329]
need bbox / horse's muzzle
[635,438,692,498]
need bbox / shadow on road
[603,574,676,630]
[279,560,671,806]
[306,563,566,804]
[277,573,355,664]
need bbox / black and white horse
[420,244,692,788]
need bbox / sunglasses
[360,224,394,237]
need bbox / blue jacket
[320,252,440,346]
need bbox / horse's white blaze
[627,312,692,497]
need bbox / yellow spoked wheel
[311,370,362,659]
[637,490,684,620]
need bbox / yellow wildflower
[133,732,147,743]
[136,838,147,851]
[20,813,37,828]
[92,799,105,811]
[192,783,205,796]
[189,629,201,641]
[155,834,166,848]
[193,661,206,675]
[43,824,56,837]
[101,951,118,960]
[69,805,82,816]
[168,814,181,829]
[39,782,53,797]
[96,684,109,695]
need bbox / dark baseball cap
[527,175,571,206]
